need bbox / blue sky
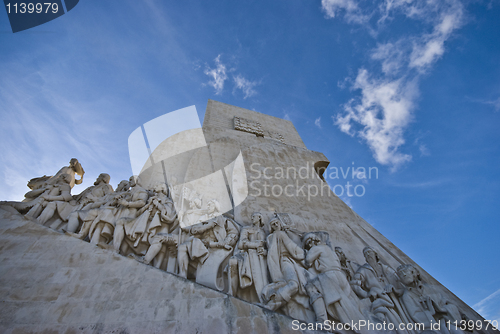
[1,0,499,323]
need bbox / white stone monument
[0,100,496,334]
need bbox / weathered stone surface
[0,208,321,333]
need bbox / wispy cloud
[419,144,430,156]
[321,0,368,24]
[203,56,260,99]
[409,5,464,71]
[469,96,500,112]
[329,0,464,170]
[315,117,322,129]
[204,55,228,95]
[473,288,500,325]
[233,74,259,99]
[0,72,127,200]
[390,178,450,189]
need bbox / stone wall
[0,207,320,334]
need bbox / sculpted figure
[72,180,129,243]
[2,159,84,214]
[21,176,52,203]
[262,218,311,321]
[130,183,178,265]
[112,176,149,253]
[177,188,204,228]
[34,174,76,225]
[66,173,114,233]
[4,179,56,218]
[303,233,365,326]
[228,212,268,303]
[396,264,465,334]
[48,158,85,189]
[177,199,239,279]
[351,247,408,333]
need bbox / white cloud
[409,8,464,71]
[204,55,228,95]
[0,61,131,201]
[336,69,416,170]
[321,0,368,23]
[371,41,406,75]
[233,74,259,99]
[329,0,465,170]
[419,144,430,156]
[315,117,322,129]
[487,97,500,111]
[472,97,500,112]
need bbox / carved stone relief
[233,116,286,144]
[233,116,264,137]
[0,160,475,333]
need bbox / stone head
[363,246,379,263]
[189,197,202,210]
[129,176,139,187]
[251,212,264,227]
[116,180,129,192]
[397,263,420,286]
[269,218,282,232]
[95,173,111,185]
[207,199,220,214]
[303,233,321,250]
[153,182,167,194]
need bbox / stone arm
[238,228,265,250]
[190,219,216,235]
[75,177,83,185]
[89,184,114,202]
[74,168,84,185]
[256,229,267,256]
[90,190,120,208]
[351,271,369,299]
[381,264,401,294]
[158,201,177,223]
[25,186,51,199]
[81,184,114,205]
[304,246,321,269]
[280,231,305,261]
[424,287,458,316]
[222,220,239,247]
[119,191,148,208]
[237,228,251,249]
[42,185,72,202]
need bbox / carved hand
[384,284,394,294]
[257,247,267,256]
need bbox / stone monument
[0,100,496,334]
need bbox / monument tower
[0,100,495,333]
